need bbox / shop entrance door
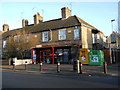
[40,49,51,64]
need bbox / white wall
[13,58,32,66]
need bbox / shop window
[55,49,70,64]
[59,30,66,40]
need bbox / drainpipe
[50,29,52,41]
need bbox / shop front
[32,45,72,64]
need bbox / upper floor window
[25,35,29,43]
[97,34,100,39]
[14,35,20,42]
[14,36,17,42]
[42,32,49,42]
[74,28,80,39]
[103,37,106,42]
[59,30,66,40]
[3,40,7,48]
[92,34,95,43]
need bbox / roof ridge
[74,15,97,29]
[44,18,62,23]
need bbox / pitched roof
[2,25,34,38]
[2,15,99,38]
[28,15,81,33]
[2,28,22,38]
[75,16,97,29]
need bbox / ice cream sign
[81,55,86,61]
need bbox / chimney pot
[3,24,9,32]
[22,19,28,28]
[34,12,43,25]
[61,7,71,19]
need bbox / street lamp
[111,19,115,33]
[110,19,115,64]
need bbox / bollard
[73,60,77,72]
[77,60,80,74]
[13,62,15,70]
[79,62,82,74]
[25,61,27,71]
[103,61,107,74]
[57,61,60,73]
[39,62,42,72]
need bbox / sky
[0,0,119,36]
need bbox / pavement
[1,62,120,77]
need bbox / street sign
[36,45,42,47]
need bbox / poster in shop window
[33,55,36,60]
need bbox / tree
[3,36,19,59]
[3,30,39,59]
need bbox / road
[2,71,119,88]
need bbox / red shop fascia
[32,45,78,64]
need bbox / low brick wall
[2,60,9,65]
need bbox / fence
[102,49,120,64]
[2,60,9,65]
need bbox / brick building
[0,31,3,59]
[106,32,120,49]
[2,7,106,64]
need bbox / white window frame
[103,37,106,42]
[14,35,20,42]
[14,36,17,42]
[59,30,66,40]
[74,28,80,39]
[25,35,29,43]
[3,40,7,48]
[42,32,49,42]
[92,34,95,43]
[97,34,100,40]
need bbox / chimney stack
[61,7,71,19]
[22,19,28,28]
[34,12,43,25]
[3,24,9,32]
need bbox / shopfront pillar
[32,48,34,63]
[52,47,55,64]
